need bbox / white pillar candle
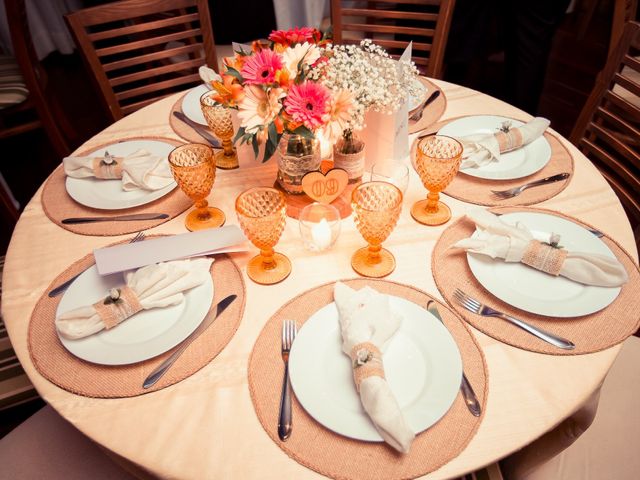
[310,218,332,251]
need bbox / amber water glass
[235,187,291,285]
[351,181,403,278]
[411,135,463,226]
[168,143,225,231]
[200,91,238,170]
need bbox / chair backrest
[65,0,217,121]
[4,0,71,158]
[330,0,456,78]
[570,21,640,248]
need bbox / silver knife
[143,294,237,389]
[173,111,222,148]
[62,213,169,224]
[427,300,482,417]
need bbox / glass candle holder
[367,162,410,194]
[299,203,341,252]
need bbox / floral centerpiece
[207,28,419,190]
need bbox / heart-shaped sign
[301,168,349,204]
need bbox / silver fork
[278,319,297,441]
[47,232,146,297]
[491,172,570,199]
[452,289,575,350]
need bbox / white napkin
[199,65,221,87]
[453,210,628,287]
[56,258,213,339]
[334,282,415,453]
[63,149,173,191]
[459,117,550,169]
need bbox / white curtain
[272,0,330,30]
[0,0,82,59]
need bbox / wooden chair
[570,21,640,251]
[65,0,217,122]
[330,0,456,78]
[0,0,73,227]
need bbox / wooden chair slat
[116,73,200,101]
[623,53,640,72]
[66,0,199,26]
[586,123,640,175]
[341,23,434,37]
[103,43,203,72]
[109,58,203,87]
[357,39,432,52]
[365,0,443,5]
[87,12,200,41]
[341,8,438,22]
[613,71,640,98]
[95,28,202,57]
[594,106,640,143]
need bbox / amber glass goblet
[200,91,238,170]
[411,135,463,226]
[351,181,403,278]
[235,187,291,285]
[168,143,225,231]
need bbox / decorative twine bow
[349,341,385,392]
[92,151,124,179]
[92,286,143,329]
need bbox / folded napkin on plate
[199,65,221,87]
[56,258,213,339]
[459,117,550,169]
[453,210,628,287]
[63,149,173,191]
[334,282,415,453]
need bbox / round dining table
[2,79,637,479]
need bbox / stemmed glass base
[215,149,239,170]
[185,206,225,231]
[410,198,451,226]
[351,246,396,278]
[247,252,291,285]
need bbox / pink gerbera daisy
[241,50,284,85]
[284,81,330,130]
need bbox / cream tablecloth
[2,80,638,479]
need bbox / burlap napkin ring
[93,286,143,329]
[350,342,385,392]
[495,124,524,153]
[91,156,123,179]
[521,239,568,276]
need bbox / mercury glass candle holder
[299,202,341,252]
[411,135,462,226]
[200,91,239,170]
[351,181,403,278]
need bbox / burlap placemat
[433,207,640,355]
[42,137,191,236]
[248,278,488,480]
[408,77,447,134]
[410,117,574,206]
[28,248,245,398]
[169,92,218,144]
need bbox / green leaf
[251,135,259,159]
[292,125,315,140]
[267,122,279,148]
[262,139,277,163]
[225,67,244,83]
[233,126,246,145]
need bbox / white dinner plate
[438,115,552,180]
[182,84,209,125]
[56,265,214,365]
[408,78,427,113]
[288,296,462,442]
[467,212,621,317]
[65,139,177,210]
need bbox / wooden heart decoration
[301,168,349,204]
